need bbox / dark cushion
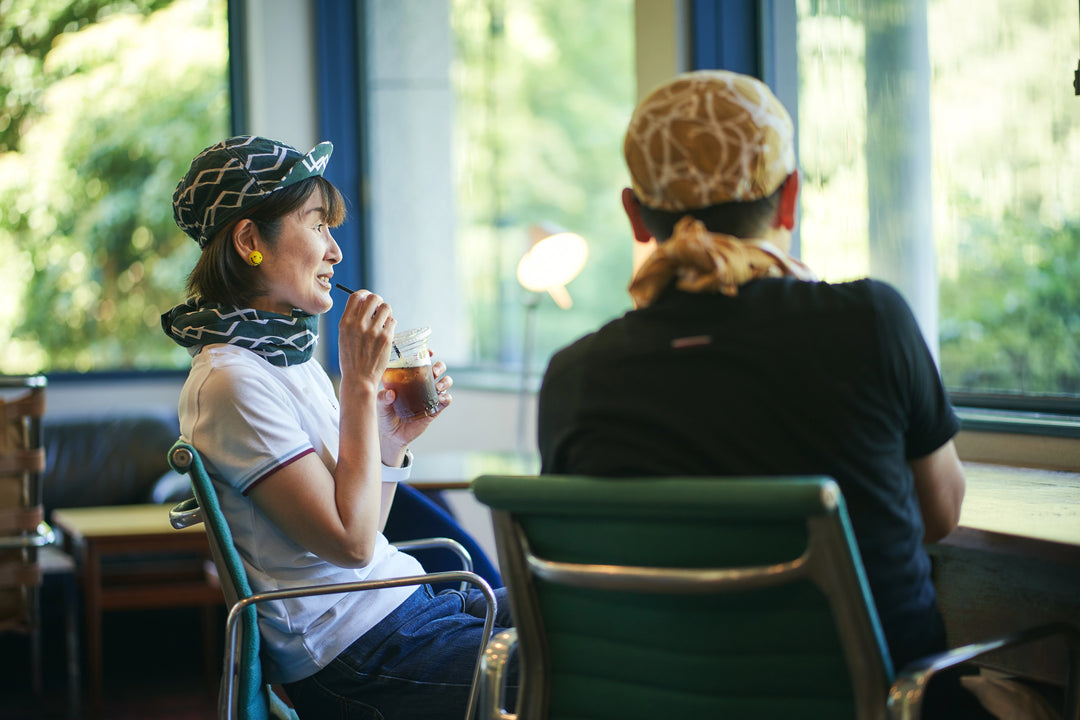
[42,411,180,512]
[383,482,502,588]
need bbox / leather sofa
[42,410,186,515]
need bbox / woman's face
[251,188,342,316]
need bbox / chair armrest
[393,537,474,572]
[169,497,203,529]
[888,621,1080,720]
[478,628,518,720]
[224,570,497,720]
[0,521,56,550]
[267,684,297,720]
[393,537,474,591]
[171,501,474,585]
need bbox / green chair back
[169,439,283,720]
[472,475,894,720]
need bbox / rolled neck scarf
[629,216,817,308]
[161,298,319,367]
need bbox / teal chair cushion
[473,475,892,720]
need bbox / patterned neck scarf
[629,216,817,308]
[161,298,319,367]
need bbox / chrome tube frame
[221,571,497,720]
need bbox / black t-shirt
[538,277,960,669]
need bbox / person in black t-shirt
[538,70,991,719]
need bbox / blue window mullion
[691,0,761,77]
[315,0,366,373]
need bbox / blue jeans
[283,585,517,720]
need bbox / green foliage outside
[0,0,228,374]
[939,214,1080,395]
[450,0,636,369]
[1,0,1076,400]
[797,0,1080,398]
[928,0,1080,396]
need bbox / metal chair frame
[473,474,1080,720]
[168,440,496,720]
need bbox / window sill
[956,406,1080,439]
[955,408,1080,473]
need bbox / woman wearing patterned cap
[162,136,515,719]
[538,71,996,718]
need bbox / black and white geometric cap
[173,135,334,248]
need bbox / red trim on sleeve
[243,447,316,495]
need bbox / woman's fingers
[338,291,398,382]
[428,358,453,393]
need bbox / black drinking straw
[334,283,401,358]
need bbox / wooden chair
[167,439,497,720]
[0,375,79,718]
[472,474,1080,720]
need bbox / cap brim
[280,141,334,188]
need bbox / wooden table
[51,503,224,720]
[931,463,1080,686]
[408,454,1080,686]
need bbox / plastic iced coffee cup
[382,327,440,419]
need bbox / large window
[364,0,636,381]
[0,0,230,375]
[450,0,635,372]
[795,0,1080,404]
[14,0,1074,419]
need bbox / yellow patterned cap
[624,70,795,211]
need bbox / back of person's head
[623,70,795,241]
[172,135,345,307]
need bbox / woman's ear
[621,188,655,244]
[230,219,259,260]
[773,170,800,231]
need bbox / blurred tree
[0,0,228,373]
[450,0,634,369]
[798,0,1080,398]
[940,216,1080,395]
[0,0,172,153]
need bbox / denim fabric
[283,585,517,720]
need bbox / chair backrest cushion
[383,482,501,587]
[170,440,268,720]
[43,410,180,512]
[473,474,892,720]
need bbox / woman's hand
[377,356,453,464]
[252,289,399,569]
[337,290,396,390]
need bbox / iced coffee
[382,327,440,419]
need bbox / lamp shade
[516,226,588,309]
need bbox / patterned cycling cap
[173,135,334,248]
[624,70,795,212]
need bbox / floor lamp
[515,224,588,451]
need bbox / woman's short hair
[185,176,345,307]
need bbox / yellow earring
[248,250,263,266]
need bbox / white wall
[46,375,532,450]
[241,0,319,151]
[45,375,186,420]
[364,0,465,358]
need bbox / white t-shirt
[178,343,424,684]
